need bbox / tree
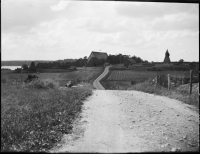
[22,64,28,70]
[30,62,36,68]
[29,61,36,72]
[179,59,184,63]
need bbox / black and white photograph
[1,0,199,152]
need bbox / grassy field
[1,67,104,152]
[1,67,103,87]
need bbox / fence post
[189,70,193,95]
[156,76,158,85]
[168,74,170,90]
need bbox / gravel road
[51,90,199,152]
[50,66,199,152]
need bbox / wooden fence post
[189,70,193,95]
[168,74,170,90]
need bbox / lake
[1,66,22,70]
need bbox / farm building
[123,58,136,68]
[163,49,171,63]
[87,51,108,66]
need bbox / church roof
[91,51,108,59]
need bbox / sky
[1,0,199,62]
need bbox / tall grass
[24,79,59,89]
[1,79,92,152]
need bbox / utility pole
[21,63,23,83]
[84,56,87,82]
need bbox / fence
[155,70,198,95]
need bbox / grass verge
[1,79,92,152]
[127,81,199,109]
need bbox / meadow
[1,67,103,86]
[1,67,103,152]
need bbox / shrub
[131,80,136,85]
[25,79,59,90]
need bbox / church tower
[163,49,171,63]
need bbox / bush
[25,80,59,90]
[131,81,136,85]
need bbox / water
[1,66,22,70]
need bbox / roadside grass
[127,81,199,109]
[1,78,92,152]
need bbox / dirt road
[93,66,110,90]
[50,90,199,152]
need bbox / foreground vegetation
[128,81,199,109]
[1,77,92,152]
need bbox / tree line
[14,54,148,72]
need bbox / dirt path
[50,90,199,152]
[93,66,110,90]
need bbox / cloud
[51,1,70,11]
[1,0,59,34]
[1,1,199,62]
[115,2,198,19]
[151,13,199,32]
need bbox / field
[101,69,199,90]
[1,67,103,87]
[1,67,103,152]
[100,66,199,108]
[106,70,157,82]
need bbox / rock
[161,143,169,148]
[177,114,179,116]
[132,120,135,123]
[57,144,62,147]
[171,147,181,152]
[188,143,196,147]
[183,135,187,139]
[161,144,165,148]
[50,131,56,134]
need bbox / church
[163,49,171,63]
